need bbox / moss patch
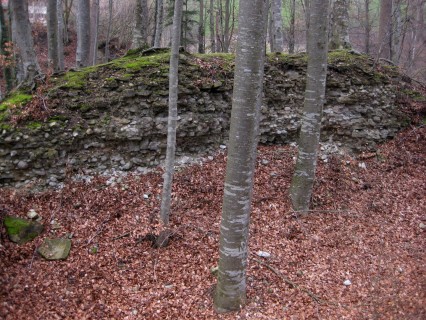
[0,92,32,111]
[111,52,171,72]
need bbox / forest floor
[1,122,425,320]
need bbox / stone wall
[0,51,409,188]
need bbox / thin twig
[112,232,131,241]
[253,257,324,304]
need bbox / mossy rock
[4,216,44,245]
[37,238,72,260]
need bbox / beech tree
[209,0,215,52]
[57,0,65,71]
[90,0,100,65]
[378,0,392,60]
[0,3,13,94]
[131,0,149,49]
[154,0,164,47]
[76,0,90,68]
[47,0,59,72]
[270,0,284,52]
[159,0,183,227]
[289,0,329,212]
[214,0,268,313]
[329,0,351,50]
[288,0,296,53]
[104,0,113,62]
[10,0,41,85]
[198,0,205,53]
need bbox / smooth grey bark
[378,0,392,59]
[209,0,215,52]
[90,0,100,65]
[198,0,205,53]
[289,0,329,212]
[104,0,113,62]
[159,0,183,226]
[131,0,149,49]
[270,0,284,52]
[223,0,231,52]
[0,4,13,93]
[76,0,90,68]
[63,0,73,44]
[304,0,310,51]
[47,0,59,72]
[329,0,351,50]
[289,0,296,53]
[364,0,371,54]
[391,0,402,63]
[214,0,268,313]
[57,0,65,71]
[10,0,41,84]
[154,0,164,47]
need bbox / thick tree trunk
[159,0,183,226]
[209,0,215,52]
[214,0,268,313]
[76,0,90,68]
[223,0,231,52]
[304,0,310,51]
[90,0,100,66]
[131,0,149,49]
[10,0,41,84]
[364,0,371,54]
[289,0,329,212]
[154,0,163,47]
[270,0,284,52]
[0,4,14,93]
[47,0,59,72]
[378,0,392,59]
[57,0,65,71]
[329,0,351,50]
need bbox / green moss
[79,104,91,112]
[4,216,30,235]
[58,66,97,90]
[49,115,69,122]
[0,92,32,111]
[111,52,171,72]
[26,121,42,129]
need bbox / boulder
[4,216,44,245]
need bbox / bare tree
[289,0,329,212]
[0,3,14,93]
[378,0,392,59]
[76,0,90,68]
[364,0,371,54]
[57,0,65,71]
[154,0,164,47]
[104,0,113,62]
[90,0,100,65]
[288,0,296,53]
[159,0,183,228]
[329,0,351,50]
[209,0,215,52]
[47,0,59,71]
[198,0,205,53]
[214,0,268,313]
[131,0,149,49]
[270,0,284,52]
[10,0,41,85]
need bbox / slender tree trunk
[154,0,163,47]
[271,0,284,52]
[268,4,273,51]
[76,0,90,68]
[364,0,371,54]
[289,0,329,212]
[304,0,310,51]
[329,0,351,50]
[131,0,149,49]
[214,0,268,313]
[47,0,59,72]
[378,0,392,59]
[209,0,215,52]
[223,0,231,52]
[198,0,205,53]
[90,0,100,66]
[105,0,113,62]
[57,0,65,71]
[159,0,183,226]
[0,4,14,93]
[289,0,296,53]
[63,0,73,44]
[10,0,41,84]
[391,0,402,63]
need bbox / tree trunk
[271,0,284,52]
[63,0,73,44]
[223,0,231,52]
[47,0,59,72]
[57,0,65,71]
[154,0,163,47]
[209,0,215,52]
[364,0,371,54]
[90,0,100,66]
[289,0,296,53]
[214,0,268,313]
[10,0,41,84]
[159,0,183,226]
[289,0,329,212]
[131,0,149,49]
[304,0,310,51]
[0,4,14,93]
[76,0,90,68]
[378,0,392,59]
[198,0,205,53]
[329,0,351,50]
[391,0,402,63]
[105,0,113,62]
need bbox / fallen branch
[253,257,324,304]
[112,232,131,241]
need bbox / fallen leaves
[0,127,425,319]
